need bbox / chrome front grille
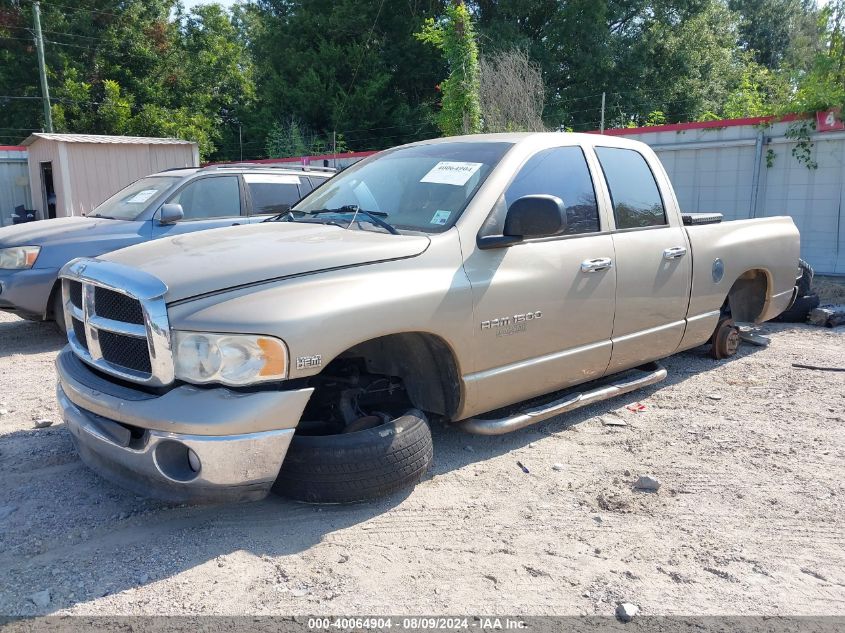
[94,286,145,324]
[98,327,154,374]
[60,259,174,387]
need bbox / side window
[306,176,329,192]
[244,174,302,215]
[504,146,599,235]
[170,176,241,220]
[299,177,315,196]
[594,147,666,229]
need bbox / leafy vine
[784,119,818,169]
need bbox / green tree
[266,117,311,158]
[0,0,253,160]
[241,0,443,153]
[729,0,821,71]
[416,1,482,135]
[787,1,845,114]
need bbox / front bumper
[56,347,314,503]
[0,267,59,320]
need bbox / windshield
[293,141,513,233]
[88,176,181,220]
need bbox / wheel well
[46,280,62,319]
[329,333,462,419]
[726,269,770,323]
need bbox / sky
[181,0,239,10]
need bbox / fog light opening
[153,440,200,483]
[187,448,201,473]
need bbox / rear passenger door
[152,175,246,237]
[593,146,692,374]
[243,174,308,221]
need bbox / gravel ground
[0,310,843,617]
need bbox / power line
[42,29,101,41]
[44,38,92,50]
[37,1,123,19]
[341,121,432,134]
[339,0,386,114]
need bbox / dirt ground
[0,311,843,617]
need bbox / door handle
[581,257,613,273]
[663,246,687,260]
[232,222,241,226]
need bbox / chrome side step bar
[458,362,667,436]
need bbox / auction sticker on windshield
[421,161,483,186]
[126,190,159,204]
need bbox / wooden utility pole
[600,92,606,134]
[332,130,337,168]
[32,1,53,132]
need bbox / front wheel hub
[711,317,741,360]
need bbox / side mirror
[503,195,567,238]
[157,203,184,225]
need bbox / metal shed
[21,133,199,220]
[0,146,32,227]
[608,116,845,275]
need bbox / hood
[102,222,431,302]
[0,216,139,247]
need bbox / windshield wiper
[264,210,295,223]
[264,205,399,235]
[308,205,399,235]
[87,213,116,219]
[263,210,347,229]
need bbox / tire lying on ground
[775,293,820,323]
[274,409,433,503]
[796,258,814,297]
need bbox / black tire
[274,409,433,503]
[51,289,67,335]
[797,259,814,296]
[776,293,820,323]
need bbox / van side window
[504,146,599,235]
[170,176,241,220]
[244,174,302,215]
[595,147,667,229]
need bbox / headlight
[0,246,40,270]
[173,331,288,386]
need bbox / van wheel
[52,291,67,335]
[273,409,433,503]
[711,317,740,359]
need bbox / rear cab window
[594,147,667,229]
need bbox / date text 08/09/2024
[307,618,528,630]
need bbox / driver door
[463,145,616,414]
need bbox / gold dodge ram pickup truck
[55,133,800,504]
